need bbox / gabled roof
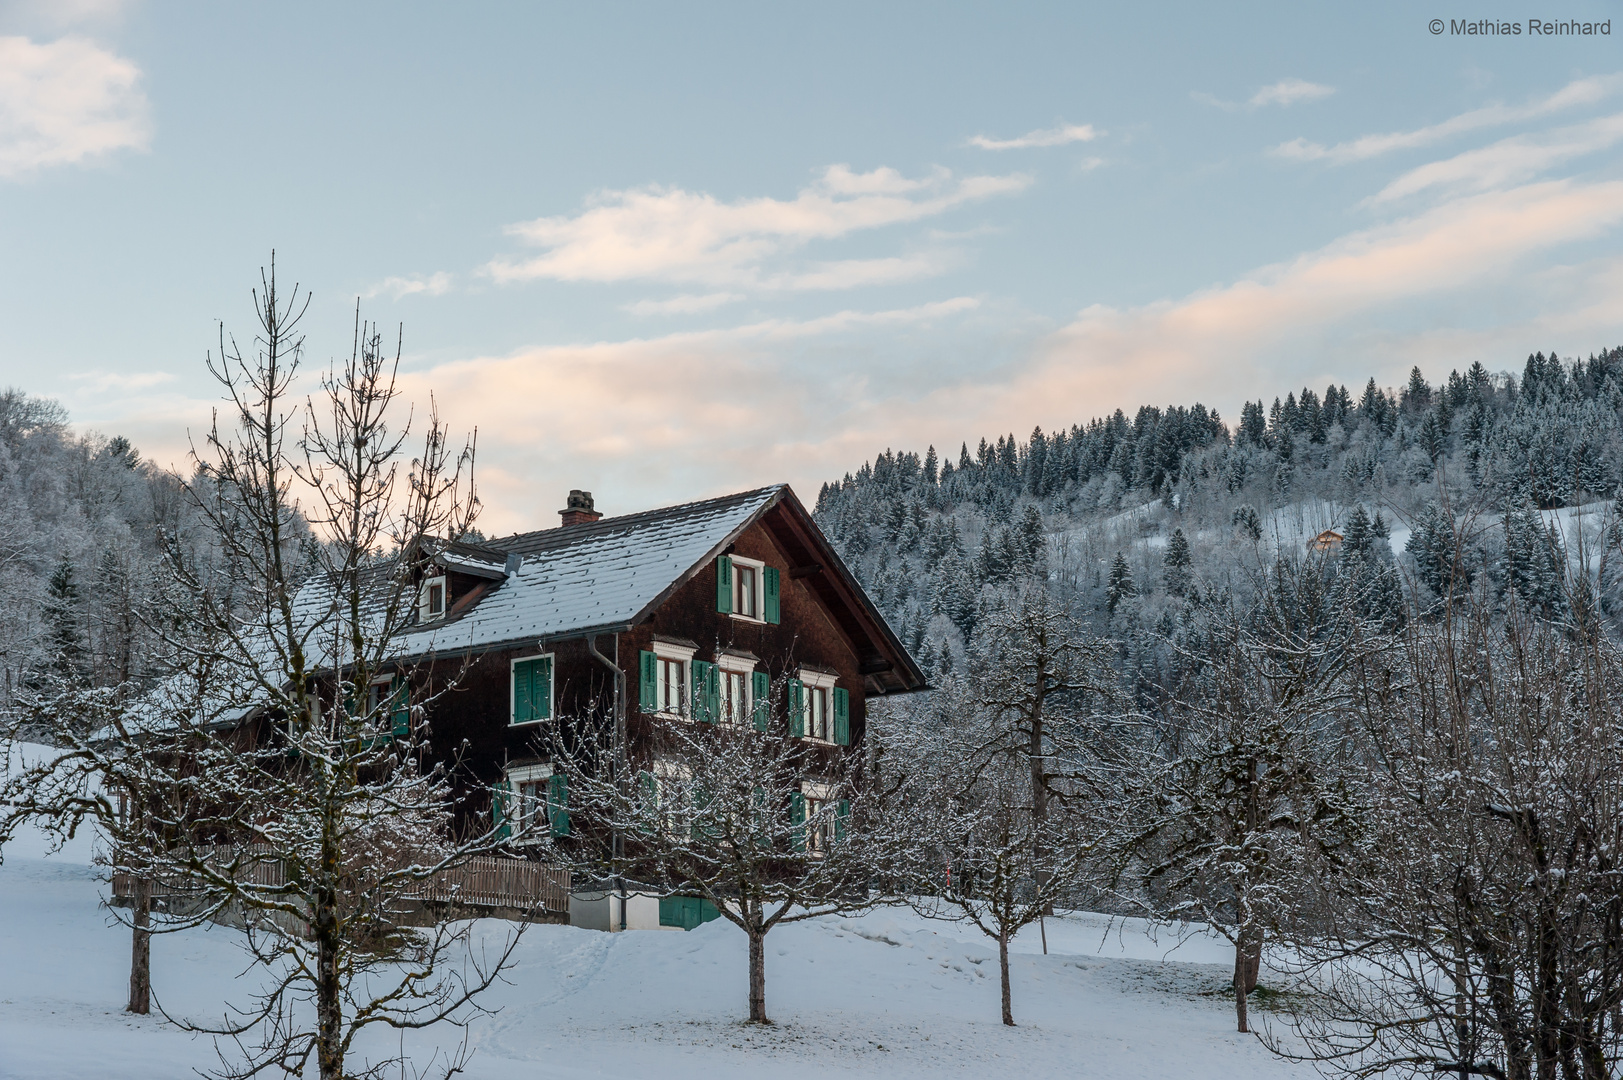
[400,484,926,694]
[400,485,780,653]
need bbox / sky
[1,1,1621,534]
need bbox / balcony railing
[111,847,571,920]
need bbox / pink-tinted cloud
[485,166,1029,290]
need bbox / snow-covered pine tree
[1163,527,1192,598]
[1106,553,1136,613]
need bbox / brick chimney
[559,489,602,527]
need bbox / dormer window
[715,555,779,623]
[419,574,447,623]
[734,559,759,618]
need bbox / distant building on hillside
[1307,528,1343,552]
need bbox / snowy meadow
[0,821,1311,1080]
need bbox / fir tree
[1107,553,1137,613]
[40,555,88,683]
[1163,527,1192,597]
[1232,505,1263,542]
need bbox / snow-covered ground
[0,821,1316,1079]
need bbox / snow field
[0,827,1316,1079]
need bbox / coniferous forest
[4,345,1623,713]
[812,346,1623,691]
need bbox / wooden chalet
[387,483,927,927]
[1307,528,1344,552]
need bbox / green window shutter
[789,791,806,852]
[835,798,850,841]
[832,686,850,746]
[692,661,719,723]
[751,671,770,731]
[716,556,733,614]
[788,679,805,738]
[691,782,712,842]
[513,657,552,724]
[548,772,570,837]
[493,781,511,840]
[390,678,410,737]
[763,566,781,624]
[512,660,534,724]
[533,657,553,720]
[638,650,658,710]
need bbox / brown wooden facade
[394,486,925,839]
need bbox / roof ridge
[489,484,784,550]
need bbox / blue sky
[2,0,1620,532]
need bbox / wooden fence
[112,850,571,920]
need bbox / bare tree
[1272,588,1623,1080]
[879,688,1102,1026]
[98,259,549,1080]
[1123,555,1375,1034]
[0,673,207,1015]
[560,695,876,1024]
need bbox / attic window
[716,555,779,623]
[419,575,447,623]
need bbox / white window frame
[504,762,554,844]
[651,757,695,839]
[728,555,766,623]
[509,652,556,728]
[801,779,837,855]
[652,641,696,720]
[716,652,757,727]
[418,573,448,623]
[797,668,838,744]
[365,674,396,731]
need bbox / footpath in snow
[0,825,1317,1079]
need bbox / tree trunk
[1233,930,1261,1033]
[999,929,1014,1026]
[1234,960,1249,1034]
[747,929,768,1023]
[127,874,151,1015]
[316,887,343,1080]
[1029,692,1053,917]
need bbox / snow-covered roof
[401,484,785,655]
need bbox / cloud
[625,292,744,317]
[944,179,1623,439]
[968,123,1099,151]
[1273,72,1623,163]
[485,166,1029,290]
[1249,79,1334,108]
[413,181,1623,530]
[68,369,175,393]
[395,297,981,532]
[0,35,150,177]
[363,272,453,299]
[1370,112,1623,203]
[1193,79,1334,111]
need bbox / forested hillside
[5,344,1622,709]
[0,391,224,708]
[812,346,1623,688]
